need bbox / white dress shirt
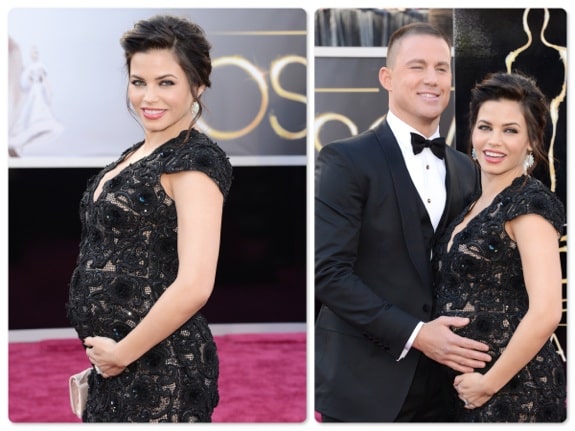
[386,111,446,231]
[385,111,447,360]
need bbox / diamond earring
[524,152,534,172]
[191,101,200,117]
[471,148,478,161]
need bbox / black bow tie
[410,132,446,159]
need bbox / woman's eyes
[477,124,519,134]
[130,80,175,87]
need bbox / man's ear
[379,67,392,91]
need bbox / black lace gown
[432,175,566,422]
[66,129,232,422]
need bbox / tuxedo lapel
[372,121,430,286]
[438,148,475,233]
[437,150,456,233]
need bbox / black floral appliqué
[67,129,232,422]
[432,175,566,422]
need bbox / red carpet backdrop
[9,332,306,423]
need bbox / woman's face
[472,99,532,181]
[128,49,197,140]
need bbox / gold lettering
[314,113,358,152]
[198,56,269,140]
[269,55,307,140]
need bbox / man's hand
[412,316,491,373]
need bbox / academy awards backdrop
[8,8,307,329]
[314,7,567,361]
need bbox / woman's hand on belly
[84,336,127,378]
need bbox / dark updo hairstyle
[120,15,212,130]
[468,71,549,175]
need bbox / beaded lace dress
[432,175,566,422]
[67,129,232,422]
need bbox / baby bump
[68,269,158,340]
[439,309,522,359]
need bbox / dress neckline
[91,129,195,204]
[445,175,528,254]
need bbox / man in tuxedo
[315,22,492,422]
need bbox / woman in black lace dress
[432,72,566,422]
[66,15,232,422]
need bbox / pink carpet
[9,332,306,423]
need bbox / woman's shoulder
[164,129,223,156]
[504,175,565,232]
[162,129,233,198]
[509,175,561,204]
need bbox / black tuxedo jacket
[315,120,479,421]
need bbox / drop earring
[471,148,478,161]
[524,152,534,173]
[191,101,199,117]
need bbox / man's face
[380,34,452,133]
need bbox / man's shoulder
[319,126,385,156]
[335,127,376,145]
[446,145,474,166]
